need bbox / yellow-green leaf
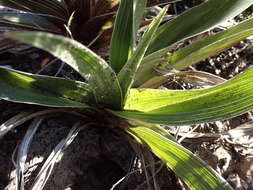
[128,126,233,190]
[113,68,253,125]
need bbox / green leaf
[147,0,253,54]
[135,17,253,87]
[109,0,147,73]
[134,45,173,87]
[0,67,89,108]
[117,7,167,104]
[113,67,253,125]
[109,0,134,73]
[133,0,147,43]
[0,12,60,32]
[0,0,68,20]
[128,126,233,190]
[7,32,122,109]
[169,18,253,70]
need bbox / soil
[0,106,181,190]
[0,1,253,190]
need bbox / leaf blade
[109,0,134,73]
[0,12,61,32]
[147,0,253,54]
[0,0,68,20]
[0,67,89,108]
[113,68,253,125]
[169,18,253,70]
[117,7,167,103]
[128,126,233,190]
[109,0,147,73]
[6,32,122,108]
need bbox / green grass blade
[0,67,89,108]
[147,0,253,54]
[109,0,134,73]
[169,18,253,70]
[128,126,233,190]
[113,67,253,125]
[6,32,122,109]
[117,7,167,104]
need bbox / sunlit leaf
[117,7,167,103]
[16,118,44,190]
[135,17,253,87]
[113,68,253,125]
[147,0,253,54]
[169,18,253,70]
[6,32,122,108]
[0,67,89,108]
[128,126,233,190]
[109,0,134,73]
[109,0,147,73]
[133,0,147,44]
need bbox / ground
[0,1,253,190]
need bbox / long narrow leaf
[0,111,34,138]
[16,118,44,190]
[109,0,134,73]
[117,7,167,104]
[0,0,68,20]
[0,67,89,108]
[0,12,61,32]
[169,18,253,70]
[6,32,122,108]
[139,71,226,88]
[113,67,253,125]
[128,126,233,190]
[147,0,253,54]
[31,124,81,190]
[109,0,147,73]
[135,17,253,87]
[133,0,147,44]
